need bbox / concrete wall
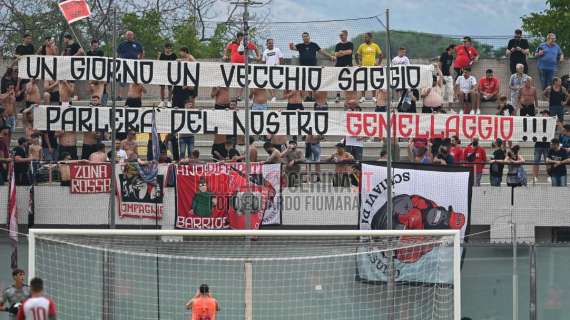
[2,184,568,242]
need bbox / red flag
[7,161,18,269]
[58,0,91,24]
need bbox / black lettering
[236,65,247,87]
[171,109,185,133]
[266,112,279,134]
[353,67,368,91]
[250,112,264,134]
[41,56,57,80]
[307,67,322,90]
[220,64,235,87]
[140,109,155,132]
[269,66,284,89]
[114,108,125,133]
[297,111,312,135]
[78,107,93,131]
[187,111,203,133]
[253,65,268,88]
[167,61,181,85]
[140,61,153,84]
[26,57,40,78]
[285,67,300,90]
[124,108,140,132]
[403,172,410,182]
[61,107,77,132]
[203,110,217,134]
[92,58,107,81]
[338,68,351,90]
[183,62,199,87]
[370,67,384,90]
[70,57,85,80]
[406,66,421,88]
[314,112,328,135]
[46,106,61,131]
[232,111,245,135]
[122,60,137,83]
[282,111,295,135]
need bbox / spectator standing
[178,100,195,159]
[262,142,282,164]
[489,138,506,186]
[38,37,58,55]
[57,130,77,160]
[464,137,487,186]
[449,136,464,164]
[432,146,454,165]
[125,83,146,108]
[283,89,303,110]
[117,31,144,99]
[453,36,479,78]
[344,135,364,161]
[15,33,35,58]
[251,88,270,110]
[211,87,230,109]
[509,63,530,108]
[224,32,260,64]
[86,39,104,56]
[281,140,304,187]
[546,138,569,187]
[334,30,354,102]
[506,29,530,74]
[391,47,410,65]
[532,110,552,184]
[544,77,568,123]
[421,72,444,113]
[326,143,354,187]
[262,38,284,102]
[505,145,527,186]
[518,77,538,116]
[172,47,197,108]
[535,33,564,89]
[439,45,455,77]
[157,43,177,108]
[13,137,32,186]
[89,143,108,162]
[560,124,570,152]
[41,130,58,162]
[0,126,9,184]
[356,32,383,101]
[455,68,479,114]
[58,80,75,106]
[0,84,16,134]
[63,34,82,56]
[478,69,500,104]
[289,32,334,102]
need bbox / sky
[264,0,546,36]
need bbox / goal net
[29,229,461,320]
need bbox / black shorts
[49,91,60,104]
[59,145,78,160]
[125,97,142,108]
[375,106,387,112]
[287,103,304,110]
[314,103,328,111]
[81,143,98,160]
[215,104,230,110]
[25,101,34,108]
[520,104,536,117]
[273,144,286,152]
[422,106,442,113]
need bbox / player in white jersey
[17,278,56,320]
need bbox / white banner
[358,164,471,284]
[18,55,433,91]
[33,105,556,142]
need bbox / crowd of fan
[1,29,570,187]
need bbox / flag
[7,161,18,270]
[58,0,91,24]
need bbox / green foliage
[121,10,165,59]
[171,20,229,59]
[345,30,500,59]
[522,0,570,53]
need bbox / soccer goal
[28,229,461,320]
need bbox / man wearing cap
[186,284,219,320]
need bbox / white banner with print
[358,164,471,284]
[33,105,556,142]
[18,55,433,91]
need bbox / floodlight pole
[108,6,118,229]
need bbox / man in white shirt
[392,47,410,65]
[455,67,479,114]
[262,38,284,102]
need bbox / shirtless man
[125,83,146,108]
[211,134,227,161]
[314,91,328,110]
[82,129,99,160]
[0,84,16,135]
[271,134,288,152]
[58,80,75,106]
[262,142,282,164]
[89,81,106,105]
[57,131,77,160]
[518,77,538,117]
[29,133,42,161]
[121,131,138,158]
[24,79,41,107]
[375,89,388,112]
[89,143,108,162]
[284,90,304,110]
[251,88,269,110]
[42,80,59,104]
[211,87,231,109]
[344,91,361,110]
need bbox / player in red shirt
[478,69,500,103]
[463,137,487,186]
[17,278,56,320]
[186,284,219,320]
[453,36,479,78]
[223,32,260,64]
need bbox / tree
[121,10,166,59]
[522,0,570,53]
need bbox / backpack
[506,165,527,187]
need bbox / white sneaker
[547,177,552,184]
[158,101,165,108]
[469,109,475,115]
[166,101,172,108]
[459,109,464,115]
[476,109,481,115]
[359,97,366,103]
[271,97,277,102]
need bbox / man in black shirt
[63,34,82,56]
[489,138,506,186]
[546,138,569,186]
[506,29,529,74]
[334,30,354,102]
[13,137,32,186]
[438,45,455,77]
[86,39,104,56]
[158,43,178,108]
[289,32,334,101]
[15,34,34,57]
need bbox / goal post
[29,229,461,320]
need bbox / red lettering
[462,115,477,139]
[398,114,413,138]
[414,114,429,139]
[444,115,460,138]
[346,113,362,136]
[499,117,514,140]
[429,114,445,139]
[477,115,493,140]
[362,113,378,137]
[378,113,396,139]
